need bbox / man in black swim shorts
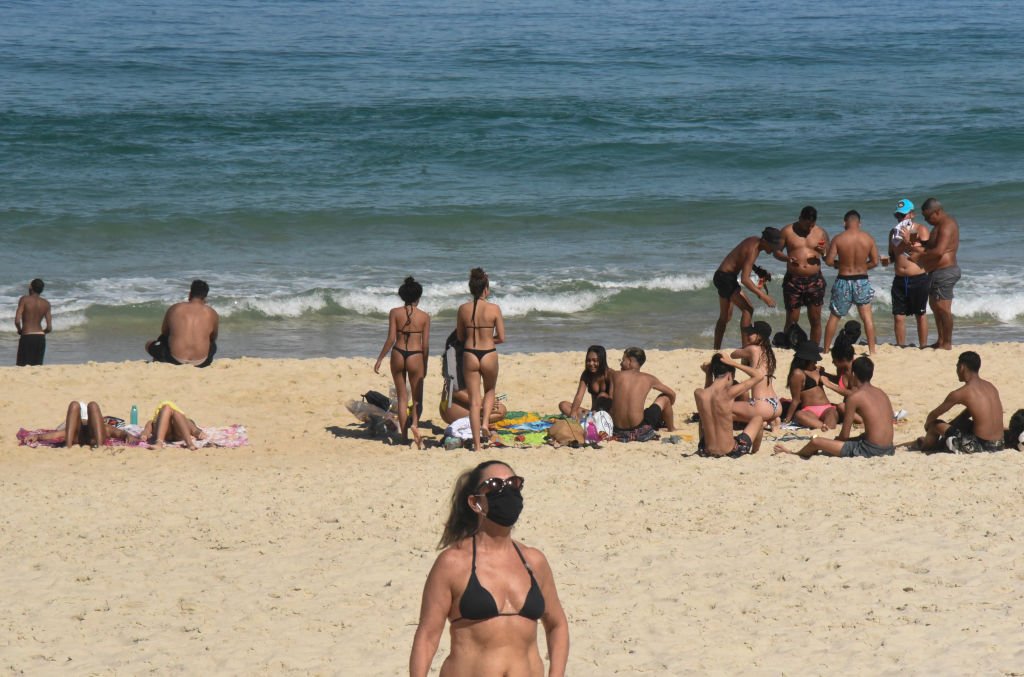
[711,227,783,349]
[609,347,676,441]
[885,199,931,346]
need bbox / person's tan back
[609,369,656,429]
[166,301,218,362]
[847,383,894,447]
[16,294,51,333]
[832,229,877,276]
[962,378,1004,442]
[458,299,500,350]
[694,382,737,452]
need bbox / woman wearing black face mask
[410,460,569,677]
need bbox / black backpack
[362,390,391,412]
[1008,409,1024,450]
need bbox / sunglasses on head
[474,475,525,496]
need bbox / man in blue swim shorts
[909,198,961,350]
[823,210,880,354]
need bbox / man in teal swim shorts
[823,210,880,354]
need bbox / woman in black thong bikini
[410,460,568,677]
[456,268,505,452]
[374,276,431,448]
[558,344,614,419]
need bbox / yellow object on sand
[151,400,184,423]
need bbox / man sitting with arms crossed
[609,347,675,442]
[774,356,895,458]
[694,354,766,457]
[918,351,1005,453]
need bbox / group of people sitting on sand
[373,267,1013,456]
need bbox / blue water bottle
[130,404,138,426]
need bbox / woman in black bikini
[558,344,614,418]
[374,276,430,448]
[783,340,839,431]
[410,460,569,677]
[456,268,505,451]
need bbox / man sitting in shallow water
[774,356,895,459]
[609,347,675,441]
[918,351,1005,453]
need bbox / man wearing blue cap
[885,199,931,347]
[909,198,960,350]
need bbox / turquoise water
[2,0,1022,363]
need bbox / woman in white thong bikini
[730,321,782,430]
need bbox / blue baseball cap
[895,198,914,215]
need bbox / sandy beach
[2,344,1023,674]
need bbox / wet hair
[710,353,735,379]
[30,279,44,294]
[844,210,860,221]
[921,197,942,215]
[957,350,981,373]
[624,346,646,367]
[468,267,489,299]
[851,355,874,383]
[398,276,422,305]
[581,344,610,384]
[439,460,513,549]
[799,206,817,222]
[190,279,209,299]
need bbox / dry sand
[2,344,1023,674]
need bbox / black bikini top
[453,535,545,623]
[802,369,821,392]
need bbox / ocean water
[2,0,1022,364]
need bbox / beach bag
[362,390,391,412]
[772,323,807,350]
[1008,409,1024,451]
[548,418,585,446]
[582,411,614,442]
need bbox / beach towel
[17,425,248,449]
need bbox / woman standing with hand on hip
[456,268,505,451]
[409,459,569,677]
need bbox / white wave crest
[595,274,709,292]
[221,292,329,318]
[497,290,613,317]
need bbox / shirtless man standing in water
[909,197,960,350]
[777,206,830,345]
[822,210,879,354]
[145,279,220,367]
[711,227,783,350]
[14,278,52,366]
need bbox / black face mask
[483,487,523,527]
